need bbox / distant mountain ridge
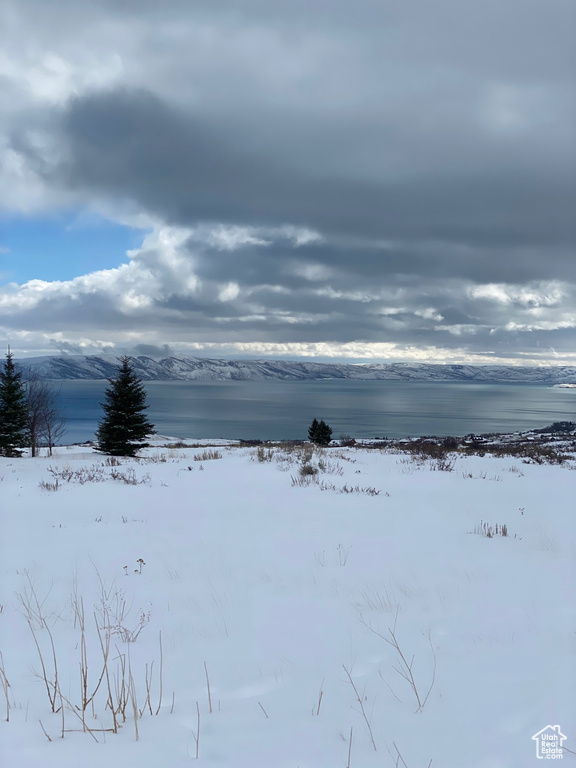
[16,355,576,384]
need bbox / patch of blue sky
[0,210,149,285]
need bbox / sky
[0,0,575,364]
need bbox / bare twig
[258,701,269,718]
[312,677,325,716]
[55,686,99,742]
[361,613,436,713]
[39,719,52,742]
[393,741,409,768]
[386,739,433,768]
[342,665,377,751]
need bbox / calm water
[51,380,575,444]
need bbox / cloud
[0,0,574,362]
[1,224,574,363]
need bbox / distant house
[532,725,567,759]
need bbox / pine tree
[95,357,155,456]
[308,418,333,446]
[0,350,30,457]
[308,417,320,443]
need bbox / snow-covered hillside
[1,437,574,767]
[17,354,576,384]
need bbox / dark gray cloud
[1,0,575,362]
[16,86,575,257]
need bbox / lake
[51,380,575,444]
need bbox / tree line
[1,352,335,457]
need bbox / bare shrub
[317,480,383,496]
[256,446,276,462]
[291,473,319,487]
[442,436,459,450]
[109,467,150,485]
[24,371,66,457]
[338,483,381,496]
[431,454,456,472]
[16,576,60,713]
[16,572,165,742]
[44,464,149,486]
[193,450,222,462]
[465,441,571,464]
[48,464,106,484]
[39,479,60,491]
[95,581,151,643]
[150,453,168,463]
[331,450,357,463]
[471,521,510,538]
[317,459,344,475]
[361,612,436,713]
[297,442,315,464]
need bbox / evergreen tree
[308,417,320,443]
[95,357,155,456]
[308,418,333,446]
[0,350,30,457]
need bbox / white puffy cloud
[0,223,574,364]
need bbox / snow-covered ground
[1,438,575,767]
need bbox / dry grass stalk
[73,597,107,730]
[194,449,222,462]
[192,700,200,759]
[0,651,11,721]
[142,661,155,716]
[315,678,325,716]
[129,669,139,742]
[155,631,163,715]
[204,661,212,714]
[346,726,353,768]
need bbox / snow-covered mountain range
[16,355,576,384]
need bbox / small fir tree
[95,357,155,456]
[308,418,333,446]
[308,417,320,443]
[0,350,30,457]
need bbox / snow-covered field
[1,437,575,767]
